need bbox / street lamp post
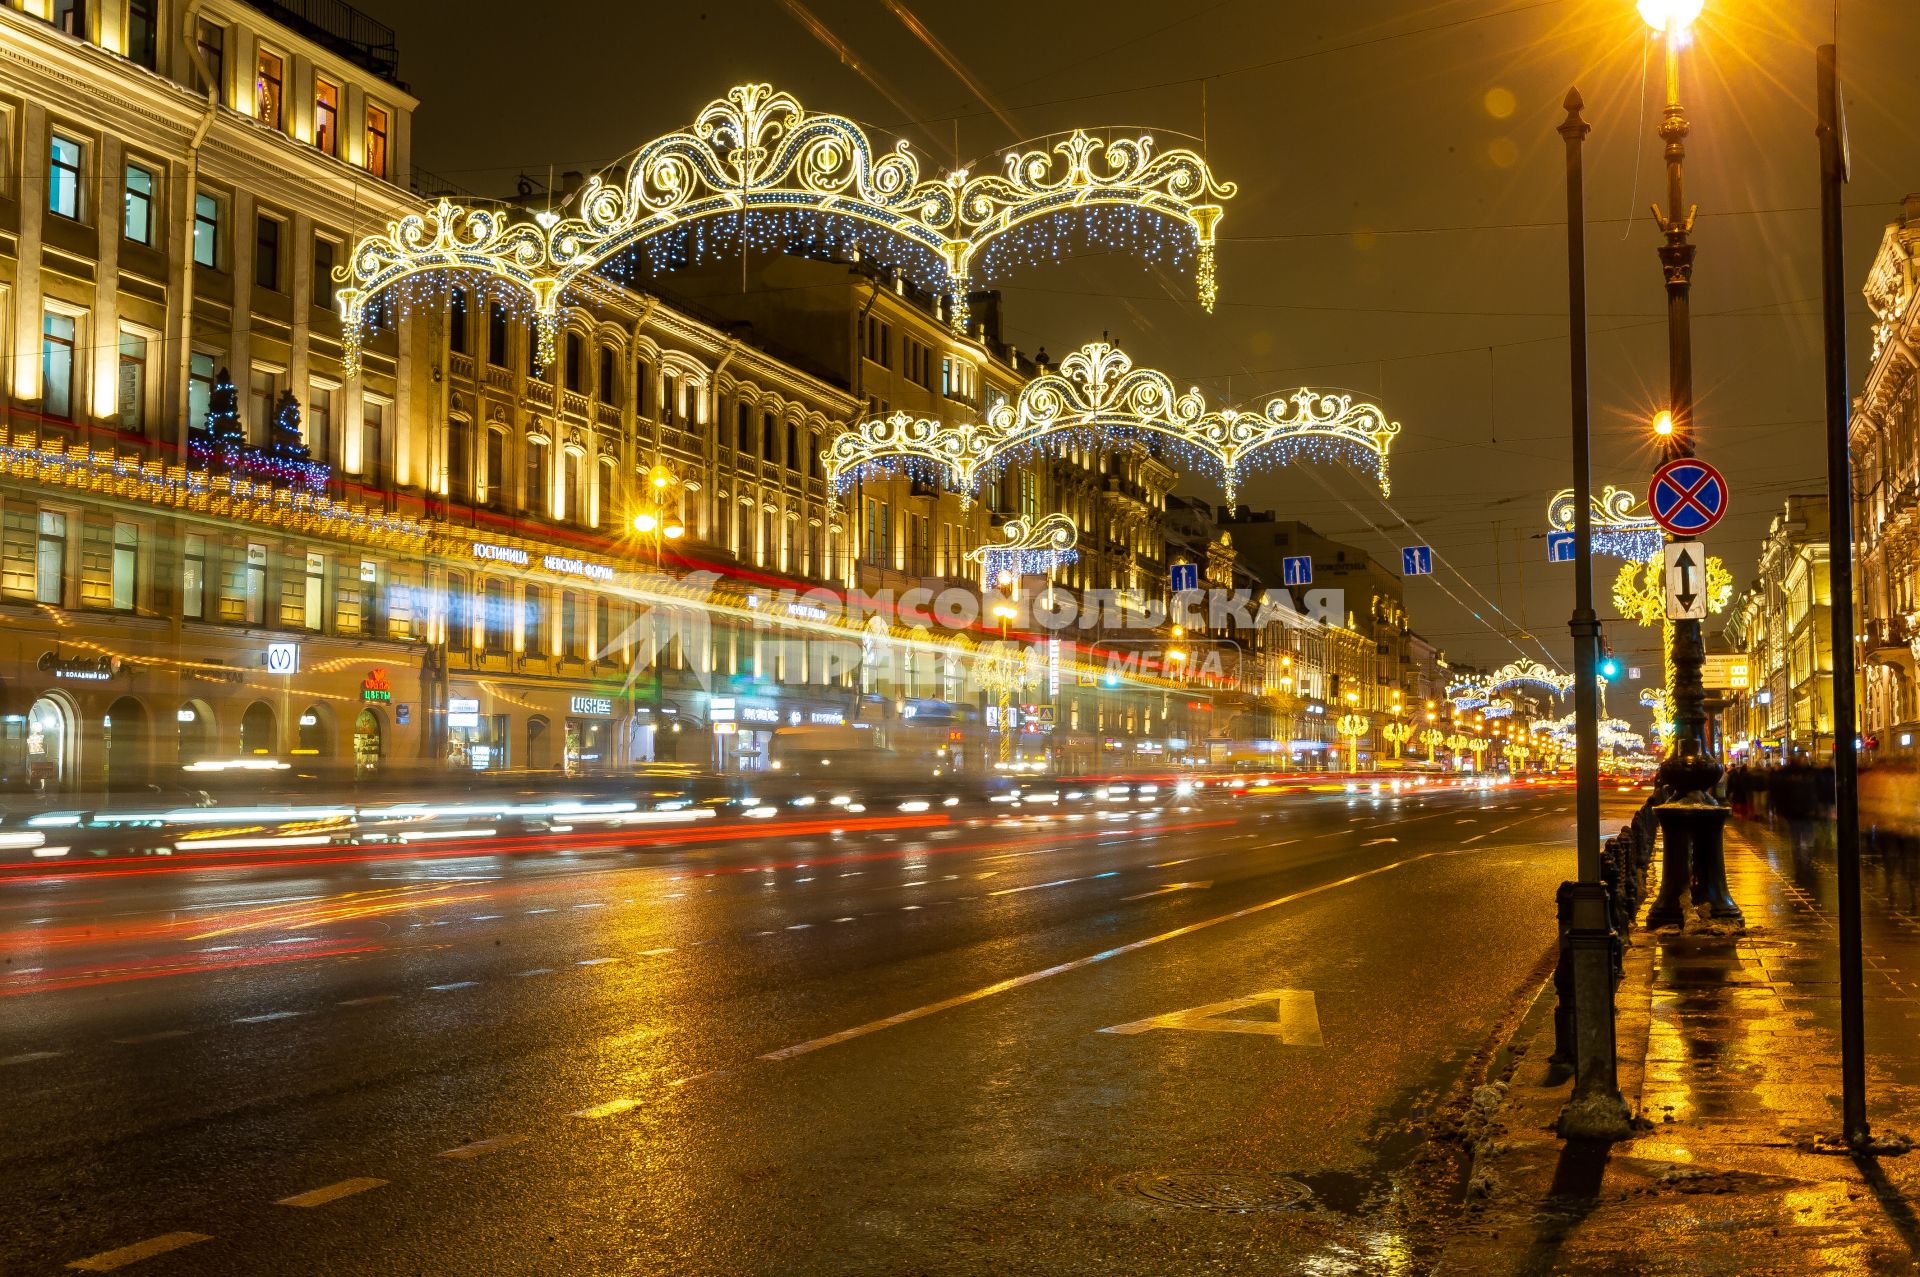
[631,464,685,764]
[1560,83,1633,1139]
[1639,0,1741,925]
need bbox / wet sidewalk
[1436,818,1920,1275]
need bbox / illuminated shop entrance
[26,695,74,790]
[353,708,383,776]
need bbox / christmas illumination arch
[824,341,1399,508]
[336,84,1235,374]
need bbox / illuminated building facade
[1724,494,1833,763]
[1856,197,1920,761]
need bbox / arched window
[661,374,677,426]
[564,332,585,393]
[448,417,472,501]
[523,585,546,655]
[634,357,651,417]
[595,458,614,529]
[808,430,821,479]
[562,449,584,524]
[525,438,549,516]
[484,428,507,506]
[598,348,618,403]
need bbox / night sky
[370,0,1920,693]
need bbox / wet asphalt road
[1,782,1640,1275]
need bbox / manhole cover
[1113,1170,1313,1213]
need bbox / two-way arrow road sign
[1664,540,1708,620]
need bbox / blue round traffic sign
[1648,458,1729,536]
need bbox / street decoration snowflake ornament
[335,84,1235,373]
[824,340,1400,510]
[967,513,1079,586]
[1547,484,1664,562]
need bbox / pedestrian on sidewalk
[1770,758,1821,856]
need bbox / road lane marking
[638,947,677,956]
[834,917,855,923]
[428,981,480,991]
[113,1030,189,1045]
[66,1232,212,1271]
[1463,834,1486,844]
[1121,882,1214,903]
[1,1050,64,1065]
[513,968,557,977]
[338,994,400,1007]
[1151,858,1195,868]
[275,1177,387,1208]
[572,1097,640,1119]
[576,957,617,966]
[1101,989,1323,1045]
[233,1011,302,1025]
[1361,838,1400,846]
[759,847,1464,1063]
[439,1134,526,1159]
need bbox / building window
[107,522,137,612]
[313,237,337,309]
[334,560,364,635]
[360,400,386,484]
[50,0,84,38]
[254,215,281,290]
[483,581,510,651]
[785,422,798,470]
[449,418,473,501]
[598,349,616,404]
[254,49,284,130]
[562,449,583,524]
[182,534,207,619]
[314,78,339,156]
[193,192,220,268]
[36,512,67,606]
[595,459,613,529]
[126,0,157,66]
[562,592,582,658]
[484,429,507,504]
[299,549,322,626]
[188,352,217,429]
[525,439,549,515]
[364,104,389,179]
[308,382,335,460]
[117,330,148,433]
[194,20,224,103]
[247,367,281,444]
[808,431,821,479]
[240,543,268,625]
[49,134,83,220]
[735,403,751,453]
[449,289,469,355]
[488,303,509,368]
[124,163,154,244]
[522,586,546,655]
[564,333,584,393]
[761,413,776,461]
[660,375,676,426]
[42,311,76,421]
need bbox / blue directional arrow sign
[1547,531,1577,563]
[1282,556,1313,587]
[1402,546,1433,577]
[1170,562,1200,593]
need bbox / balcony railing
[1864,615,1917,665]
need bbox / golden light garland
[825,340,1399,508]
[1547,484,1666,562]
[1486,657,1574,698]
[337,84,1235,373]
[964,513,1079,586]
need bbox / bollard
[1551,882,1578,1070]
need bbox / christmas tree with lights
[257,389,328,492]
[190,367,246,472]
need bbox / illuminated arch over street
[824,341,1400,508]
[337,84,1235,373]
[1547,484,1663,562]
[1487,657,1575,699]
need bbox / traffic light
[1600,655,1620,680]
